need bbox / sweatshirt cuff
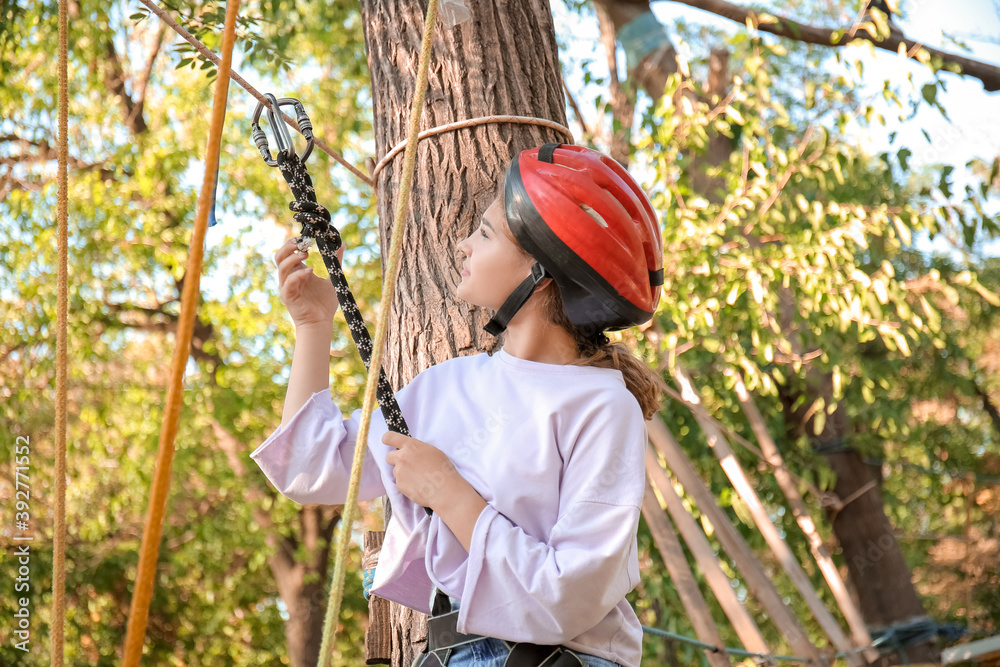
[455,503,498,633]
[249,387,333,461]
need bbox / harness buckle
[251,94,315,166]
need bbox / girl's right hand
[275,238,345,328]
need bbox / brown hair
[497,208,666,420]
[539,286,666,421]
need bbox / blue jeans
[445,637,623,666]
[440,597,623,667]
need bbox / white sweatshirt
[249,348,647,666]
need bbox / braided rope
[317,0,442,663]
[52,0,69,663]
[275,156,412,438]
[121,1,241,664]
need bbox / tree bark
[268,505,341,667]
[358,1,569,664]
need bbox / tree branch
[1,133,117,180]
[972,378,1000,441]
[661,0,1000,91]
[98,298,224,369]
[103,36,148,135]
[595,2,636,167]
[135,23,167,110]
[562,79,598,144]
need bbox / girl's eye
[480,228,488,238]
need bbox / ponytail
[543,287,666,421]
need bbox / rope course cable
[120,1,241,664]
[641,616,966,665]
[53,0,69,663]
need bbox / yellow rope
[317,0,441,664]
[53,0,69,662]
[120,1,241,664]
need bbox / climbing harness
[414,597,586,667]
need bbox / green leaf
[921,82,937,105]
[897,147,911,171]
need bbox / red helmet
[484,143,663,338]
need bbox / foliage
[2,0,999,664]
[624,20,1000,655]
[1,0,376,663]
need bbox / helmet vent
[580,204,608,228]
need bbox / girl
[251,144,665,667]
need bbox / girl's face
[455,195,535,311]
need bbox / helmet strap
[483,263,549,336]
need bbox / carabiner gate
[251,94,315,167]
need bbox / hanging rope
[271,153,416,451]
[120,1,241,664]
[52,0,69,663]
[316,2,442,663]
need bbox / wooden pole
[641,478,734,667]
[672,365,862,666]
[647,415,828,665]
[730,371,879,664]
[646,448,773,665]
[364,531,391,664]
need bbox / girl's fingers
[274,238,304,265]
[277,250,308,282]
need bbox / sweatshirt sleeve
[456,389,647,644]
[249,388,388,505]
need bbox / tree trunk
[358,1,569,664]
[597,1,937,662]
[211,415,342,666]
[779,376,940,664]
[268,505,341,667]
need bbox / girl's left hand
[383,432,463,510]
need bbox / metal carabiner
[251,94,315,166]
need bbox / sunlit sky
[551,0,1000,257]
[201,0,1000,308]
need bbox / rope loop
[289,200,332,232]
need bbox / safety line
[316,1,441,663]
[52,0,69,662]
[120,0,241,664]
